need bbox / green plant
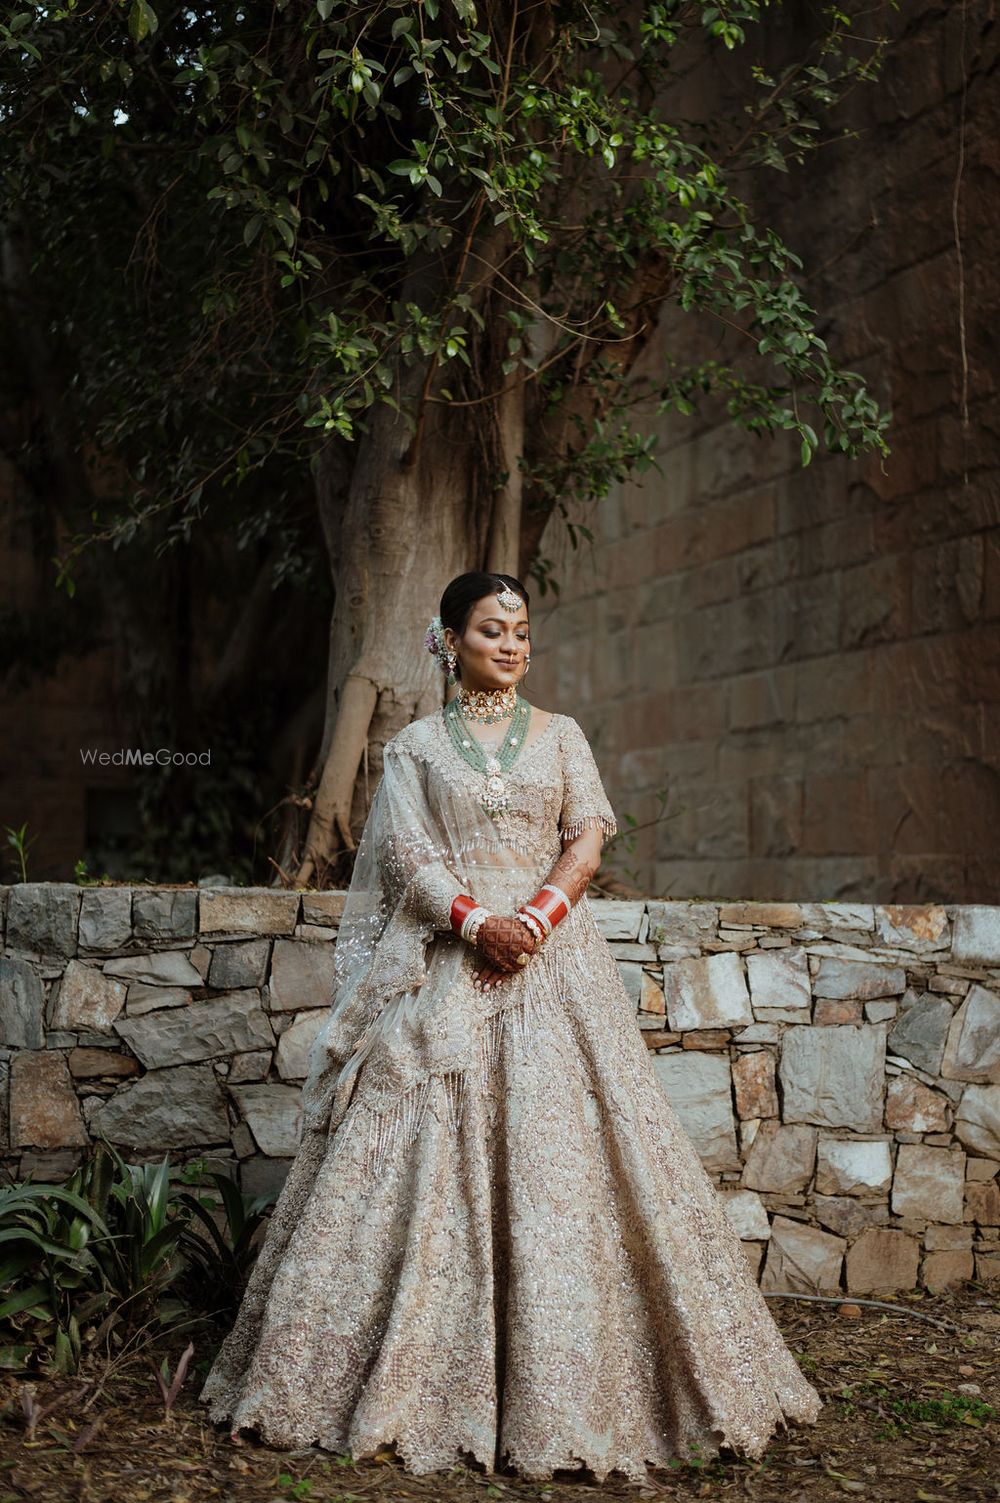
[73,859,116,886]
[4,822,36,883]
[839,1380,996,1433]
[0,1176,115,1373]
[177,1170,276,1318]
[0,1142,273,1373]
[0,1144,189,1373]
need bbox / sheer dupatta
[300,732,540,1137]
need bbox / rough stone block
[812,956,907,1001]
[814,999,864,1026]
[865,1000,898,1024]
[874,905,950,952]
[104,951,203,986]
[114,993,274,1068]
[6,884,80,958]
[133,888,197,941]
[924,1224,972,1250]
[952,907,1000,966]
[813,1196,886,1239]
[885,1076,950,1133]
[89,1064,229,1149]
[67,1048,140,1079]
[720,1188,771,1241]
[760,1217,845,1294]
[617,962,643,1007]
[742,1123,817,1193]
[965,1180,1000,1224]
[732,1051,779,1119]
[815,1138,892,1196]
[125,984,191,1017]
[199,888,300,937]
[229,1050,273,1082]
[275,1011,327,1080]
[780,1025,886,1131]
[955,1085,1000,1158]
[49,961,127,1032]
[661,951,751,1032]
[746,947,811,1014]
[941,984,1000,1084]
[921,1250,974,1288]
[892,1144,966,1223]
[846,1229,920,1294]
[719,902,802,928]
[592,901,646,941]
[887,995,954,1076]
[10,1052,89,1149]
[0,957,45,1048]
[639,971,666,1015]
[966,1157,1000,1181]
[735,1023,779,1043]
[646,901,719,945]
[78,889,133,951]
[207,940,271,990]
[301,892,347,925]
[974,1251,1000,1281]
[651,1051,739,1170]
[268,939,338,1013]
[229,1083,303,1156]
[797,903,875,934]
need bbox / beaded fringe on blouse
[338,948,570,1178]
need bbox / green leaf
[128,0,158,44]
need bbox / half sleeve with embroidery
[558,715,618,845]
[374,740,467,932]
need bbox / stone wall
[2,884,999,1294]
[527,1,1000,902]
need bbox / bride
[198,570,821,1482]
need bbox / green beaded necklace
[444,693,532,818]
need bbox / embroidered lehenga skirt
[198,711,820,1480]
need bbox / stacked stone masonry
[2,884,1000,1296]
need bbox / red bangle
[518,884,572,935]
[450,894,478,937]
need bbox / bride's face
[446,594,530,693]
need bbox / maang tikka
[496,584,524,613]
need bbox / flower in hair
[424,615,446,660]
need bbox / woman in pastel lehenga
[198,569,820,1482]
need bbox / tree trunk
[290,238,529,886]
[292,378,496,885]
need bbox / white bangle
[520,903,553,937]
[540,884,573,912]
[516,911,545,942]
[460,907,491,943]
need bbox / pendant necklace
[445,691,532,818]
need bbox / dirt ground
[1,1287,997,1503]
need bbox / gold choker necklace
[458,684,518,724]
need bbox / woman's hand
[472,914,535,991]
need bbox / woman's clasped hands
[470,913,536,991]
